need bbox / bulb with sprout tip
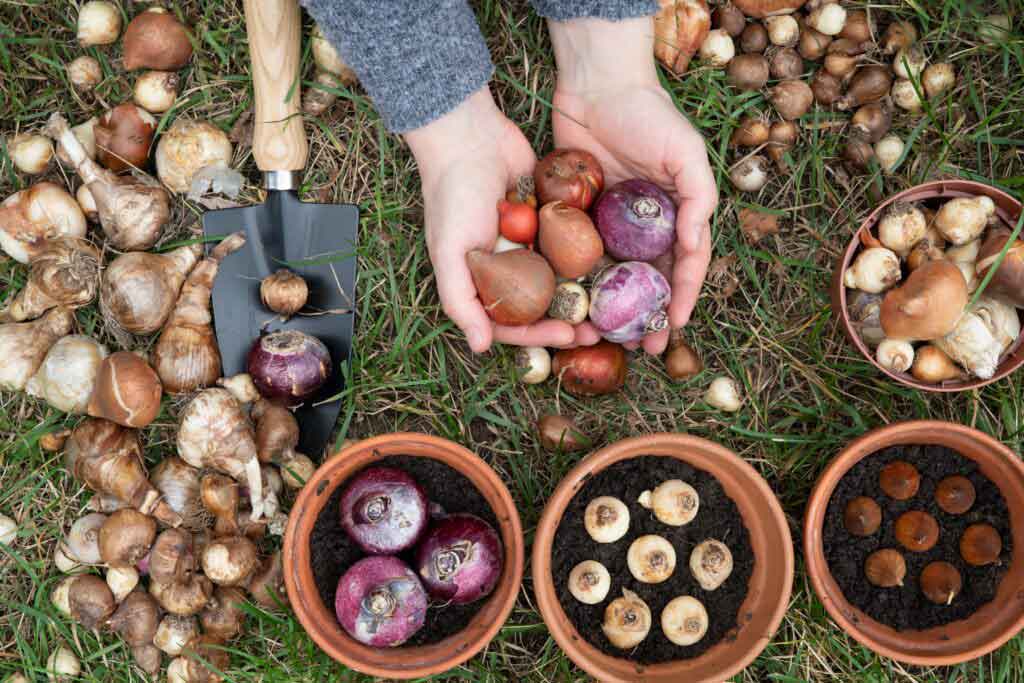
[844,497,882,537]
[602,588,651,649]
[879,460,920,500]
[638,479,699,526]
[583,496,630,543]
[865,548,906,587]
[568,560,611,604]
[894,511,940,552]
[935,476,975,515]
[920,561,962,605]
[960,524,1002,566]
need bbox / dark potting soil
[309,455,501,646]
[823,444,1012,631]
[552,455,754,664]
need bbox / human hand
[406,88,580,353]
[548,16,718,355]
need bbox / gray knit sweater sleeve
[301,0,657,133]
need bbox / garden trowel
[203,0,358,458]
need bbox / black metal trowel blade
[203,190,358,457]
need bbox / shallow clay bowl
[804,420,1024,665]
[832,179,1024,392]
[282,434,524,679]
[533,433,793,683]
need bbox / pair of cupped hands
[405,18,718,356]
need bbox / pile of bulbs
[568,480,735,650]
[651,1,990,194]
[845,460,1003,605]
[845,194,1023,383]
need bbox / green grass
[3,0,1024,681]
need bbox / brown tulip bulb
[879,460,920,500]
[960,524,1002,566]
[844,496,881,536]
[865,548,906,588]
[739,22,769,53]
[894,511,939,552]
[935,476,976,515]
[920,561,962,605]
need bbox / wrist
[404,87,501,167]
[548,17,659,96]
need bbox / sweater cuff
[301,0,494,134]
[531,0,659,21]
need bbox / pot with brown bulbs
[805,420,1024,665]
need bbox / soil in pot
[552,455,754,664]
[309,455,500,646]
[823,444,1012,630]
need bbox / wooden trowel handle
[244,0,308,173]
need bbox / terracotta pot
[282,433,524,679]
[804,420,1024,665]
[832,179,1024,392]
[533,434,793,683]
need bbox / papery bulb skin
[334,556,428,647]
[414,513,503,603]
[0,182,87,263]
[3,237,101,321]
[0,307,76,391]
[100,244,202,334]
[589,262,671,343]
[339,467,429,554]
[247,330,332,406]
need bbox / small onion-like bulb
[99,508,157,568]
[740,23,769,54]
[547,281,589,325]
[260,269,309,317]
[68,573,116,629]
[865,548,906,587]
[893,47,927,80]
[892,79,924,113]
[279,452,316,489]
[77,1,121,46]
[934,196,995,246]
[568,560,611,604]
[167,657,190,683]
[154,614,199,656]
[729,154,769,193]
[765,15,799,47]
[584,496,630,543]
[627,535,677,584]
[46,646,81,681]
[661,595,708,646]
[923,63,956,98]
[602,588,651,649]
[8,134,53,175]
[690,539,733,591]
[705,376,742,412]
[638,479,699,526]
[106,566,139,602]
[879,460,920,500]
[201,534,259,586]
[0,513,16,545]
[920,561,962,605]
[516,346,550,384]
[878,204,927,257]
[876,339,915,373]
[63,512,107,565]
[843,247,900,293]
[807,3,847,36]
[67,55,102,91]
[894,510,940,552]
[911,345,965,383]
[133,71,178,114]
[935,475,976,515]
[699,29,736,66]
[874,135,905,173]
[960,523,1002,566]
[844,496,882,536]
[51,576,76,616]
[54,546,82,573]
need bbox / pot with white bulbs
[833,180,1024,392]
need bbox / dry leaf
[739,208,780,243]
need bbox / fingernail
[467,329,486,352]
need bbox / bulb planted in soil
[568,560,611,605]
[960,524,1002,566]
[844,496,882,537]
[935,475,976,515]
[660,595,708,646]
[894,511,939,552]
[602,588,651,649]
[584,496,630,543]
[920,561,962,605]
[689,539,733,591]
[879,460,920,500]
[865,548,906,588]
[626,535,677,584]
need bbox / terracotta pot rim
[282,433,524,679]
[803,420,1024,666]
[532,433,794,683]
[832,179,1024,392]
